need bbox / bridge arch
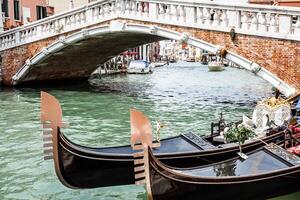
[12,21,295,96]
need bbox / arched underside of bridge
[12,21,295,96]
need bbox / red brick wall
[1,36,58,85]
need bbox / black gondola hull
[56,128,285,188]
[148,146,300,200]
[150,170,300,200]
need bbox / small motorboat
[41,92,289,189]
[185,57,196,62]
[208,61,225,71]
[127,60,153,74]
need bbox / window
[2,0,9,17]
[36,6,47,20]
[14,0,20,20]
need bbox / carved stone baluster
[179,5,185,22]
[81,12,86,22]
[68,15,73,28]
[99,5,104,17]
[33,27,37,38]
[110,1,116,15]
[131,1,136,16]
[221,10,228,27]
[204,8,211,25]
[144,2,149,17]
[161,4,166,20]
[172,4,179,21]
[116,0,121,14]
[25,30,29,41]
[7,35,10,46]
[107,3,111,15]
[213,9,221,26]
[250,12,259,31]
[197,7,204,25]
[2,36,6,47]
[103,4,108,16]
[258,12,267,32]
[269,14,278,33]
[125,0,131,15]
[44,23,48,34]
[136,1,140,16]
[294,16,300,35]
[164,4,170,20]
[241,12,249,30]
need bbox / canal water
[0,62,299,199]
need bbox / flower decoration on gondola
[225,124,256,159]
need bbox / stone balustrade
[0,0,299,51]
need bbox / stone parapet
[0,0,299,51]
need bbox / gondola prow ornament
[130,109,159,200]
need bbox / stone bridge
[0,0,299,96]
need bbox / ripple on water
[1,64,299,199]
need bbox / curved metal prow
[40,91,64,160]
[40,91,63,128]
[130,109,157,200]
[40,91,69,158]
[40,91,75,189]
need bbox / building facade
[48,0,91,14]
[1,0,53,30]
[248,0,300,6]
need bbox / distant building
[213,0,248,2]
[48,0,91,14]
[0,0,53,30]
[159,40,203,61]
[248,0,300,6]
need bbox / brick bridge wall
[1,19,300,90]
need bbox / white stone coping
[0,0,299,40]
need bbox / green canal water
[1,62,300,199]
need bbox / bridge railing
[0,0,299,51]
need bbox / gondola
[131,112,300,200]
[41,92,287,189]
[141,141,300,200]
[145,144,300,200]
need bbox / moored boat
[131,110,300,200]
[41,92,290,189]
[127,60,153,74]
[208,61,225,71]
[141,142,300,200]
